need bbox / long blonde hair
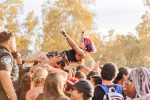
[43,72,65,99]
[130,67,150,99]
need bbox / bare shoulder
[26,89,34,97]
[26,88,38,100]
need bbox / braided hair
[129,67,150,99]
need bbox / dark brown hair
[101,62,118,80]
[113,67,129,84]
[0,31,15,43]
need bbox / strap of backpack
[115,84,123,94]
[106,94,109,100]
[99,84,123,94]
[99,84,109,94]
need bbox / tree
[0,0,23,32]
[0,0,31,54]
[41,0,95,51]
[16,35,29,54]
[144,0,150,8]
[122,35,144,67]
[22,11,40,52]
[136,11,150,67]
[137,12,150,37]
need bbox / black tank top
[64,49,78,62]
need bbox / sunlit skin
[118,74,128,88]
[49,54,62,68]
[124,76,136,98]
[90,78,96,87]
[6,37,17,53]
[79,42,86,50]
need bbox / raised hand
[61,31,67,37]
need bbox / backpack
[99,84,124,100]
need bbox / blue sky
[22,0,149,34]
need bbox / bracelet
[65,36,69,38]
[64,34,68,38]
[62,32,66,36]
[64,35,67,37]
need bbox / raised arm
[43,64,68,81]
[22,52,49,63]
[61,31,85,57]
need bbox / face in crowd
[9,36,17,52]
[46,52,65,69]
[124,74,136,98]
[0,31,17,52]
[124,67,150,99]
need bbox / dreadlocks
[130,67,150,99]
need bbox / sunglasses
[46,52,59,58]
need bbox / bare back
[26,86,43,100]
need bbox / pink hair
[83,37,96,52]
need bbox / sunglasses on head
[46,52,59,58]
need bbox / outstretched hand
[61,31,67,37]
[61,30,65,34]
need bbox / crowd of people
[0,31,150,100]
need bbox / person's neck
[35,83,44,88]
[118,79,123,86]
[102,80,114,85]
[76,98,83,100]
[37,85,44,89]
[71,97,84,100]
